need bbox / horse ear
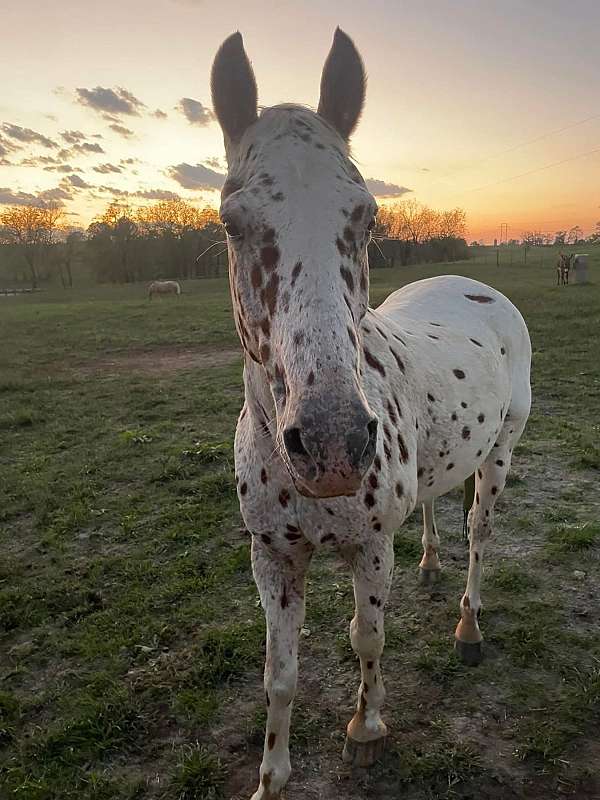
[211,32,258,144]
[317,28,366,140]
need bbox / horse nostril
[283,427,310,458]
[347,417,377,469]
[366,418,378,450]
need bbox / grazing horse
[148,279,181,299]
[211,29,532,799]
[556,253,574,285]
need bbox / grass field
[1,252,599,800]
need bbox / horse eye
[224,221,242,239]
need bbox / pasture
[1,253,599,799]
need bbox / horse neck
[243,357,277,439]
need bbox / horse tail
[463,473,475,540]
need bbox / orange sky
[1,0,599,243]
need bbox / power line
[457,144,600,197]
[426,113,600,190]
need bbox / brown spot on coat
[262,273,280,316]
[397,434,409,463]
[291,260,303,286]
[340,265,355,293]
[260,343,270,363]
[261,245,280,271]
[251,264,262,290]
[363,348,386,377]
[268,732,277,749]
[389,348,405,372]
[465,293,495,303]
[351,204,364,222]
[453,369,466,379]
[279,489,290,507]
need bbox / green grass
[546,522,600,554]
[1,256,600,798]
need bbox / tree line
[0,198,469,288]
[372,200,468,266]
[518,224,600,248]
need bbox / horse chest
[236,407,417,552]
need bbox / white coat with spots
[210,29,531,799]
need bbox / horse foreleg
[419,499,442,584]
[342,535,393,767]
[250,537,312,800]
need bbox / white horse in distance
[148,280,181,300]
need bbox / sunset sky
[1,0,599,243]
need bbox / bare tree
[0,204,64,288]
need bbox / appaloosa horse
[211,29,531,799]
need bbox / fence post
[496,249,499,267]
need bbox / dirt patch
[78,345,242,376]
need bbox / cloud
[364,178,412,198]
[43,164,82,173]
[93,163,123,174]
[120,157,139,165]
[38,187,72,203]
[76,86,145,117]
[0,136,20,157]
[177,97,214,126]
[21,155,61,166]
[167,162,225,191]
[0,188,40,206]
[97,185,130,197]
[76,141,105,154]
[1,123,57,149]
[136,189,180,200]
[63,174,92,189]
[203,156,224,169]
[60,130,86,144]
[152,109,168,119]
[109,123,134,139]
[0,185,71,207]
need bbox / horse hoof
[419,567,441,585]
[342,734,386,767]
[455,638,483,666]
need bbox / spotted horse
[211,28,532,799]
